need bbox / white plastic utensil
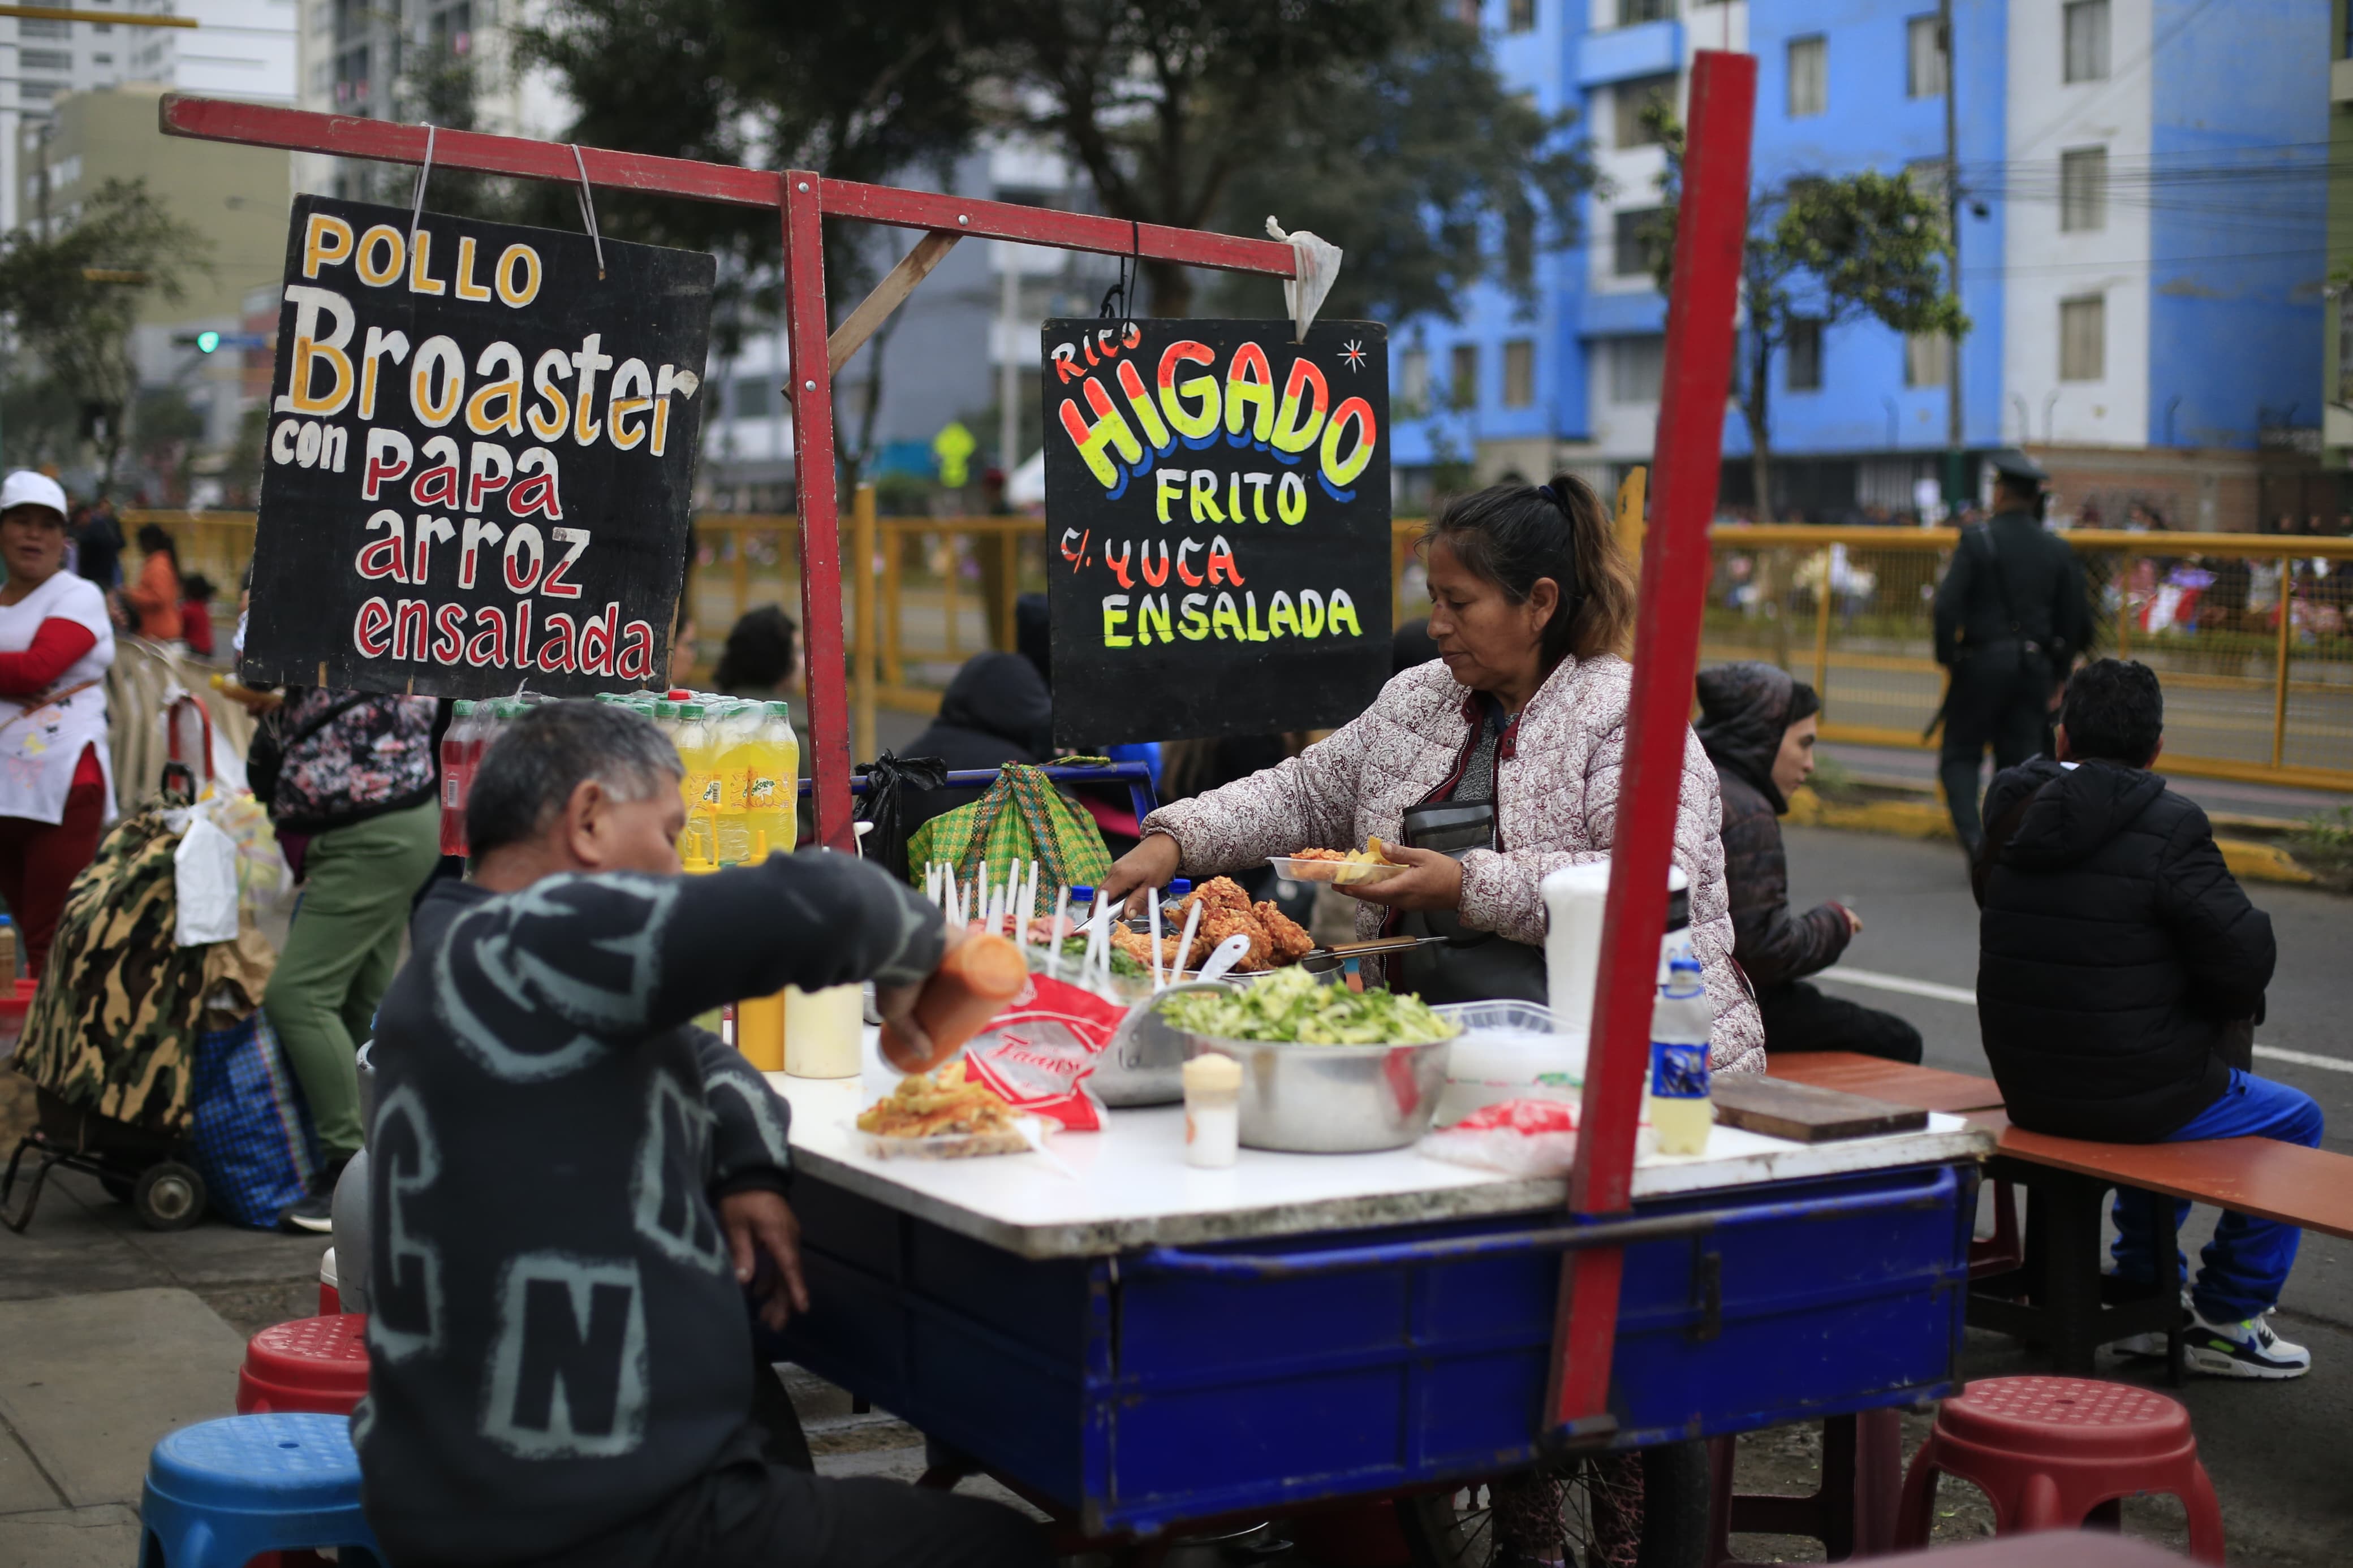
[1195,932,1255,985]
[1171,900,1204,985]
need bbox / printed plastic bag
[173,809,239,947]
[187,1009,321,1228]
[1419,1098,1583,1178]
[960,972,1121,1131]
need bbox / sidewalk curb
[1786,789,2319,886]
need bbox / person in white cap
[0,470,114,980]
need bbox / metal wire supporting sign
[158,67,1756,1448]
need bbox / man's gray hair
[465,700,682,856]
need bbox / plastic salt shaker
[1182,1053,1243,1168]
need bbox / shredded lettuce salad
[1160,967,1458,1046]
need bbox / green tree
[984,0,1593,319]
[1645,106,1964,519]
[0,179,209,494]
[522,0,987,483]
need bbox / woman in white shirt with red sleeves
[0,470,113,980]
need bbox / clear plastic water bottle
[1646,954,1713,1156]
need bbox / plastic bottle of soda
[1645,954,1714,1156]
[438,700,478,855]
[713,700,759,866]
[674,703,719,867]
[750,700,799,856]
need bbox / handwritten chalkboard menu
[1041,319,1390,746]
[242,195,714,697]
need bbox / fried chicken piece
[1189,876,1253,917]
[1112,923,1210,973]
[1252,900,1314,964]
[1198,908,1274,971]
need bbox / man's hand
[1841,904,1864,935]
[1331,844,1464,914]
[719,1187,811,1332]
[876,916,966,1072]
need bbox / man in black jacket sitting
[1975,659,2321,1379]
[359,701,1049,1567]
[1696,662,1921,1062]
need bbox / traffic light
[194,330,220,353]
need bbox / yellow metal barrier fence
[136,509,2353,794]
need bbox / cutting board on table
[1711,1075,1928,1143]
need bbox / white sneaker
[2183,1307,2311,1380]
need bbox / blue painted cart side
[779,1159,1976,1536]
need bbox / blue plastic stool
[137,1412,383,1567]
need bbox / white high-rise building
[291,0,568,199]
[0,0,297,228]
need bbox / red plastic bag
[1419,1098,1582,1178]
[960,973,1122,1132]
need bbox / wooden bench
[1767,1053,2353,1375]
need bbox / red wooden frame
[1549,49,1756,1438]
[157,94,1296,852]
[161,79,1754,1443]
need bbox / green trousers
[263,800,441,1159]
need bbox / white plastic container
[1182,1052,1242,1168]
[1540,861,1692,1054]
[1429,999,1579,1126]
[785,983,865,1078]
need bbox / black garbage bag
[854,751,948,883]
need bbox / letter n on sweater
[483,1254,648,1458]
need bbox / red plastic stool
[1895,1376,2222,1562]
[236,1314,369,1416]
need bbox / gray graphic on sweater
[482,1252,649,1459]
[435,873,678,1082]
[368,1085,445,1363]
[631,1069,723,1269]
[702,1057,792,1168]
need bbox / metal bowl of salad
[1154,970,1460,1153]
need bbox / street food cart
[764,1070,1987,1539]
[165,45,1992,1552]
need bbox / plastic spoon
[1195,932,1255,985]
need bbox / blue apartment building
[1395,0,2332,528]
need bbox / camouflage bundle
[15,805,272,1135]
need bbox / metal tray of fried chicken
[1089,878,1316,1107]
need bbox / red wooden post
[1546,49,1756,1438]
[779,172,856,850]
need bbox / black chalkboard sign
[242,195,714,698]
[1041,319,1390,745]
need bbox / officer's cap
[1986,448,2049,487]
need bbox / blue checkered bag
[187,1010,321,1228]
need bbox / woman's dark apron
[1393,698,1550,1005]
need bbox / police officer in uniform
[1932,450,2092,856]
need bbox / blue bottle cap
[1070,886,1094,901]
[1169,879,1193,899]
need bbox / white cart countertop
[764,1072,1994,1260]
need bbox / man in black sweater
[1695,662,1921,1062]
[1975,659,2321,1380]
[359,701,1049,1567]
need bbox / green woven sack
[906,762,1113,919]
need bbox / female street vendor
[1100,472,1764,1074]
